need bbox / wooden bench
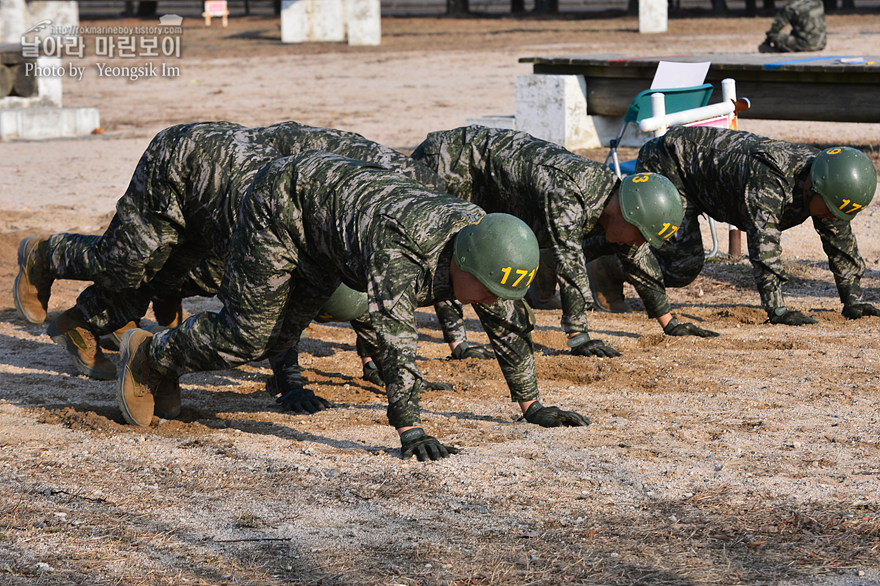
[520,53,880,123]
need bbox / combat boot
[154,376,181,419]
[117,328,180,426]
[13,236,53,325]
[586,255,633,313]
[105,320,140,351]
[151,297,183,327]
[47,308,118,380]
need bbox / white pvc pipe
[639,100,736,133]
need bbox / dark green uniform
[147,151,539,429]
[635,126,868,317]
[763,0,826,52]
[40,121,458,341]
[43,122,282,334]
[412,125,631,336]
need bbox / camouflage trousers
[42,124,223,335]
[766,32,824,52]
[148,254,338,378]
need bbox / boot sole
[116,328,154,427]
[47,322,117,380]
[586,262,632,314]
[586,265,613,314]
[13,237,46,325]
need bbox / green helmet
[453,213,540,300]
[618,172,685,248]
[315,284,368,323]
[810,147,877,221]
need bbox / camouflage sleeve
[767,4,793,34]
[813,216,866,306]
[472,299,539,403]
[746,200,788,314]
[364,249,430,429]
[544,189,595,334]
[619,244,672,318]
[434,299,467,345]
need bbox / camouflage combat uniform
[262,121,471,360]
[147,151,539,429]
[42,121,282,334]
[634,126,867,316]
[42,121,463,342]
[764,0,826,52]
[411,125,631,336]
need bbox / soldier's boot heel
[47,308,118,380]
[587,255,633,314]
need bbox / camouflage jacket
[152,121,444,297]
[412,125,625,335]
[184,151,539,429]
[767,0,826,50]
[145,121,283,268]
[260,121,445,191]
[636,126,866,314]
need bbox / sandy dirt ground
[1,11,880,586]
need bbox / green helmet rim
[810,147,877,222]
[453,213,540,301]
[617,172,685,249]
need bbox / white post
[346,0,380,46]
[0,0,28,43]
[639,0,667,33]
[27,1,79,42]
[649,91,666,135]
[281,0,345,44]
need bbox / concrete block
[639,0,667,33]
[515,73,600,150]
[346,0,380,46]
[36,56,62,107]
[27,1,79,42]
[465,115,515,130]
[0,0,27,43]
[281,0,345,44]
[0,106,99,140]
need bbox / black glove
[362,360,384,385]
[524,401,591,428]
[269,369,331,414]
[450,341,494,360]
[842,302,880,320]
[276,386,332,414]
[663,317,720,338]
[399,428,459,461]
[567,333,621,358]
[768,308,816,326]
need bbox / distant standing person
[759,0,826,53]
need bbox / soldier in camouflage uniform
[14,121,490,385]
[118,151,591,461]
[634,126,878,325]
[14,121,284,381]
[265,122,496,390]
[759,0,826,53]
[410,125,702,359]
